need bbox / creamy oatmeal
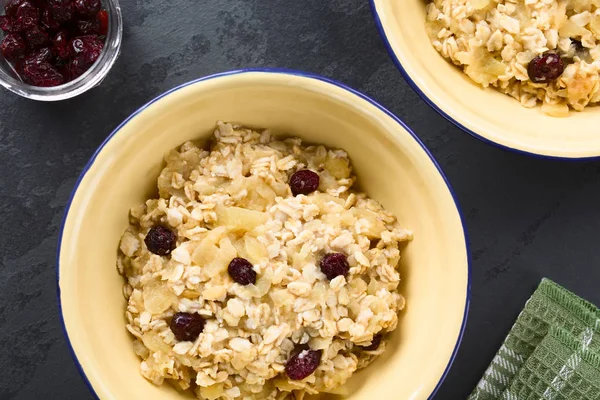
[118,122,412,400]
[426,0,600,116]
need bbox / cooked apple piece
[353,208,386,238]
[325,156,351,179]
[143,280,177,314]
[199,384,224,400]
[471,0,490,10]
[244,235,268,264]
[559,20,589,37]
[214,205,268,231]
[312,192,344,211]
[141,330,172,354]
[590,15,600,35]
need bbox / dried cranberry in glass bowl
[0,0,109,87]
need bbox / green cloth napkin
[501,326,600,400]
[469,279,600,400]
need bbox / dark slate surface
[1,1,599,399]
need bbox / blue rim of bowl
[56,68,471,400]
[369,0,600,161]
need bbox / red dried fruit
[50,2,74,24]
[1,33,27,61]
[63,54,86,79]
[25,26,49,48]
[14,15,37,32]
[83,45,102,65]
[170,312,205,342]
[21,62,65,86]
[76,19,99,34]
[97,9,108,35]
[74,0,100,17]
[68,34,103,65]
[361,334,382,351]
[41,8,60,30]
[16,46,50,73]
[144,225,177,256]
[527,53,564,83]
[5,0,25,17]
[285,348,322,380]
[69,36,83,54]
[0,16,14,32]
[320,253,349,280]
[2,0,108,87]
[22,46,51,65]
[52,30,69,58]
[228,258,257,285]
[15,1,38,20]
[289,170,320,196]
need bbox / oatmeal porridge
[426,0,600,116]
[118,122,412,400]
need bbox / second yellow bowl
[372,0,600,159]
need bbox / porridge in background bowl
[426,0,600,116]
[118,122,412,400]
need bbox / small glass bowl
[0,0,122,101]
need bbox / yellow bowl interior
[58,71,469,400]
[372,0,600,158]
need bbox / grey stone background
[1,1,599,399]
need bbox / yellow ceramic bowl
[58,70,470,400]
[371,0,600,159]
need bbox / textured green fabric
[469,279,600,400]
[501,326,600,400]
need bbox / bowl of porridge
[371,0,600,158]
[57,69,469,400]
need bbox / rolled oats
[118,122,412,399]
[426,0,600,115]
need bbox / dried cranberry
[15,15,37,31]
[1,33,27,61]
[0,16,14,32]
[25,26,49,48]
[69,34,86,54]
[361,334,382,351]
[69,34,102,58]
[83,41,101,63]
[5,0,25,17]
[50,1,74,24]
[63,54,87,79]
[2,0,107,87]
[170,312,205,342]
[41,8,60,30]
[52,30,69,58]
[320,253,349,280]
[78,34,103,64]
[527,53,564,83]
[285,348,322,380]
[289,170,320,196]
[22,46,51,65]
[76,19,99,34]
[21,62,65,86]
[144,225,177,256]
[97,9,108,35]
[15,1,38,20]
[228,257,257,285]
[74,0,100,17]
